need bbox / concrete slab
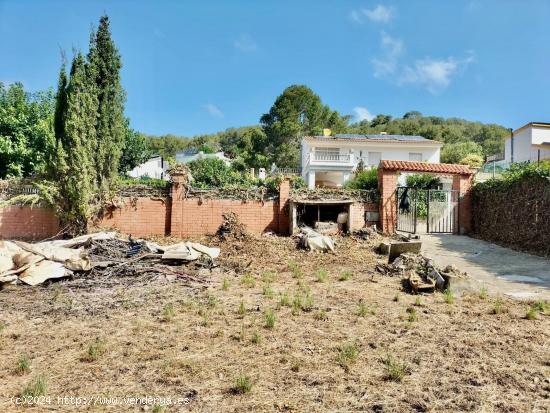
[420,234,550,300]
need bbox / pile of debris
[0,232,220,287]
[217,212,249,241]
[296,227,335,253]
[376,253,467,293]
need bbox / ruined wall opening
[291,201,352,234]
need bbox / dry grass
[0,234,549,412]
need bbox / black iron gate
[396,187,459,234]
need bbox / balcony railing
[313,153,351,162]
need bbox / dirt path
[421,234,550,300]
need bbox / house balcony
[305,153,355,170]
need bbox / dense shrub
[405,174,441,189]
[441,141,483,164]
[117,176,168,188]
[187,158,253,188]
[345,168,378,190]
[472,161,550,256]
[460,154,483,168]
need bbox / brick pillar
[452,173,473,234]
[170,172,187,238]
[278,178,291,235]
[378,168,398,234]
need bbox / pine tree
[88,15,125,197]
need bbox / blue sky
[1,0,549,136]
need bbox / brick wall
[0,205,59,240]
[349,202,380,231]
[171,198,280,238]
[1,178,382,239]
[97,197,171,237]
[169,175,289,237]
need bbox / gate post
[452,173,473,234]
[378,167,398,234]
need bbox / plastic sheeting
[0,232,220,286]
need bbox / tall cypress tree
[51,53,98,234]
[88,15,125,197]
[59,53,97,233]
[48,14,126,234]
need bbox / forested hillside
[144,85,509,169]
[2,81,510,177]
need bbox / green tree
[146,134,189,159]
[88,14,126,196]
[260,85,348,167]
[441,141,483,164]
[403,111,422,119]
[0,82,55,178]
[47,14,127,234]
[405,174,441,189]
[459,153,484,168]
[119,122,150,173]
[52,53,98,233]
[187,158,251,188]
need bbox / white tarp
[144,240,220,261]
[0,232,220,286]
[300,228,335,252]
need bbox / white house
[505,122,550,164]
[127,156,170,180]
[301,133,442,188]
[175,149,231,165]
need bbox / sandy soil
[0,234,549,412]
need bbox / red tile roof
[379,160,474,175]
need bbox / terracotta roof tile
[379,160,474,175]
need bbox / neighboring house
[301,133,442,188]
[127,155,170,181]
[505,122,550,164]
[175,149,231,165]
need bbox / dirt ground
[1,233,549,412]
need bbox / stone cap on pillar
[168,164,191,185]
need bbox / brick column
[378,168,398,234]
[170,172,187,238]
[278,178,291,235]
[452,173,473,234]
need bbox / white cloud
[205,103,224,118]
[353,107,375,122]
[363,5,394,23]
[233,34,257,52]
[350,4,394,24]
[370,30,474,94]
[399,54,474,94]
[349,9,362,23]
[371,31,403,77]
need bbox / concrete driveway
[420,234,550,300]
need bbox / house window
[315,147,341,161]
[368,152,381,166]
[409,153,423,162]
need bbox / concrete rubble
[376,252,468,293]
[0,232,220,287]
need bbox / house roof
[513,122,550,135]
[379,160,474,175]
[304,134,442,145]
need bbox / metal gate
[396,187,459,234]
